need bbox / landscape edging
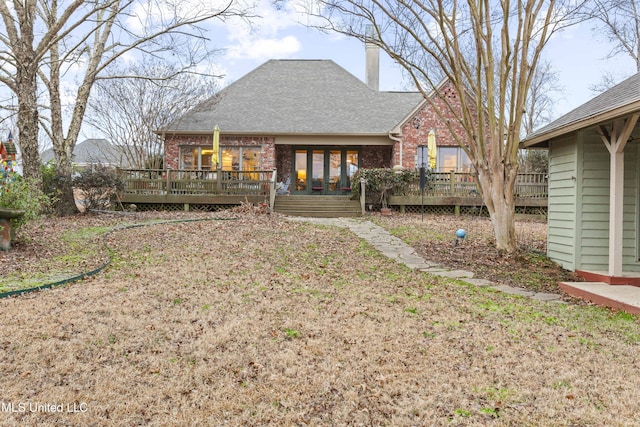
[0,216,236,299]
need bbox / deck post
[269,169,277,213]
[165,169,171,195]
[360,178,366,215]
[450,170,456,195]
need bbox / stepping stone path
[290,217,565,303]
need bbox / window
[221,147,261,171]
[180,146,261,172]
[180,146,213,170]
[437,146,471,172]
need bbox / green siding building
[522,73,640,285]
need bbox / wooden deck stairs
[273,195,361,218]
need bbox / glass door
[292,148,360,194]
[294,150,307,192]
[327,150,341,194]
[311,150,324,192]
[345,150,359,191]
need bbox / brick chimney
[365,25,380,91]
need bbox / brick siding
[393,80,477,169]
[164,135,275,170]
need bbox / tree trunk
[476,166,518,253]
[16,69,41,186]
[17,94,41,185]
[54,147,79,216]
[49,37,79,217]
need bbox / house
[521,72,640,285]
[160,44,476,197]
[41,139,125,169]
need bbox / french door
[293,148,359,194]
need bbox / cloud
[222,0,309,60]
[227,35,301,60]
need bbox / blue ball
[456,229,466,239]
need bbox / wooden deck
[391,172,547,212]
[118,169,275,208]
[118,169,548,213]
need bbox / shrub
[72,164,125,212]
[0,176,50,230]
[351,168,422,208]
[41,161,64,212]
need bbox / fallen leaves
[0,210,635,426]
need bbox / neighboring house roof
[522,72,640,148]
[163,59,423,136]
[42,139,124,165]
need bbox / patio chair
[276,176,291,195]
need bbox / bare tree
[584,0,640,72]
[519,61,562,174]
[589,70,626,94]
[522,61,563,135]
[0,0,250,215]
[307,0,583,252]
[85,60,219,170]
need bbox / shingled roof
[41,139,124,166]
[163,59,423,136]
[521,72,640,148]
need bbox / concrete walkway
[559,282,640,315]
[289,217,565,303]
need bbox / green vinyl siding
[547,137,577,270]
[623,141,639,271]
[577,133,610,271]
[574,128,640,273]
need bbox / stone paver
[490,284,535,298]
[432,269,475,279]
[462,278,495,287]
[288,217,564,303]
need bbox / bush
[351,168,422,208]
[72,164,125,212]
[0,176,50,230]
[41,161,64,212]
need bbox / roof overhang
[156,130,393,138]
[520,100,640,149]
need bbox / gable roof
[0,140,17,158]
[41,139,124,165]
[521,72,640,148]
[163,59,423,136]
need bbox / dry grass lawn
[1,211,640,426]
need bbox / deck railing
[403,171,548,198]
[118,169,547,200]
[118,169,276,197]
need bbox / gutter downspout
[388,132,403,168]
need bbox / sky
[182,0,637,132]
